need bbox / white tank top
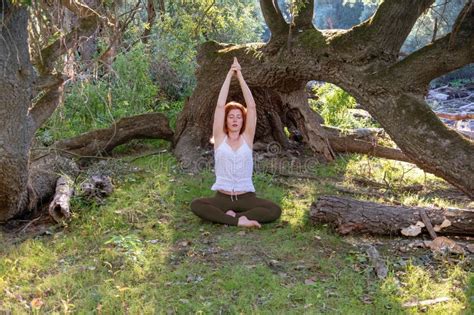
[211,135,255,193]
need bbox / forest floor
[0,140,472,314]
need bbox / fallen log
[323,126,412,163]
[28,153,80,214]
[329,137,411,162]
[323,126,385,140]
[48,176,74,222]
[310,195,474,236]
[54,113,174,156]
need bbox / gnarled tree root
[22,113,173,222]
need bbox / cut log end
[48,176,74,223]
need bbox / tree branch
[367,0,434,53]
[36,15,98,75]
[335,0,434,58]
[59,0,106,20]
[28,83,64,137]
[193,0,216,39]
[448,0,473,49]
[158,0,166,22]
[294,0,314,31]
[33,73,66,92]
[378,2,474,89]
[54,113,174,156]
[142,0,156,44]
[259,0,289,39]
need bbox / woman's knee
[260,199,281,221]
[190,198,206,214]
[270,203,282,220]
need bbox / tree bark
[0,0,104,220]
[174,0,474,197]
[142,0,156,44]
[0,4,35,221]
[49,176,74,223]
[55,113,173,156]
[310,195,474,236]
[281,89,334,160]
[328,136,411,163]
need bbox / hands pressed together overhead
[229,57,241,75]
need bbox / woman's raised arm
[213,65,236,147]
[234,59,256,144]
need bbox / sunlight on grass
[0,152,471,313]
[341,155,471,209]
[393,263,469,313]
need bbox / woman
[190,58,282,228]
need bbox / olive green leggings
[190,191,281,226]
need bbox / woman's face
[226,109,243,133]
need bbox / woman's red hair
[224,102,247,134]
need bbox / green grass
[0,149,472,313]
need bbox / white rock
[433,219,452,232]
[401,225,422,237]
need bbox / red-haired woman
[190,58,281,228]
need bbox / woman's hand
[229,57,241,75]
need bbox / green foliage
[33,0,254,140]
[310,83,374,129]
[39,44,162,141]
[11,0,32,5]
[147,0,264,99]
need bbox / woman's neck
[227,131,240,141]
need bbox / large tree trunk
[310,195,474,236]
[0,4,34,221]
[173,42,334,167]
[174,0,474,197]
[0,1,100,220]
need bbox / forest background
[0,0,473,313]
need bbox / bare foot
[237,216,261,228]
[226,210,237,217]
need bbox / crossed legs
[190,192,281,227]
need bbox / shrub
[309,83,374,129]
[39,44,161,142]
